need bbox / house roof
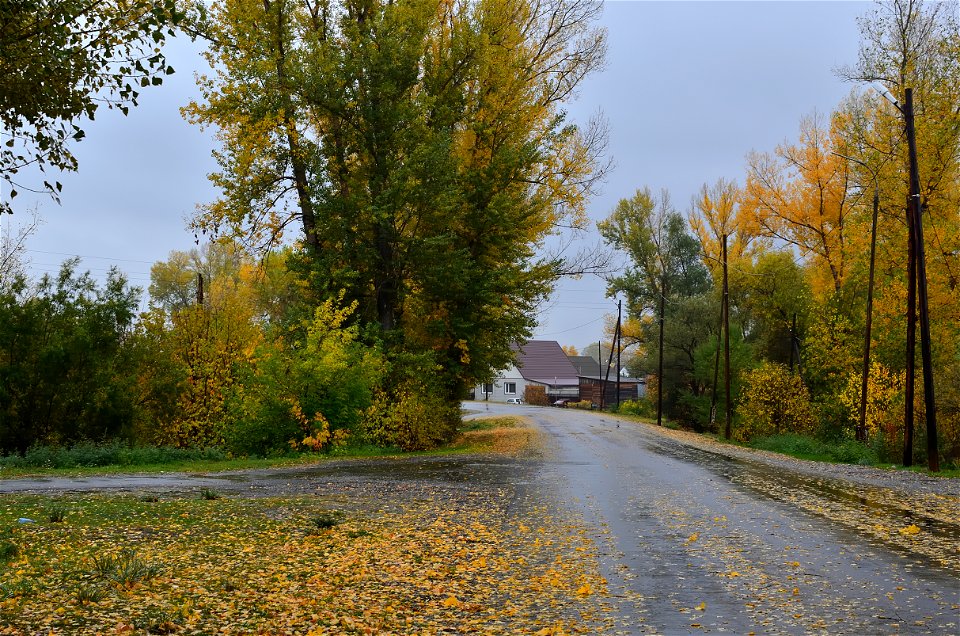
[568,355,643,382]
[569,356,601,377]
[511,340,580,387]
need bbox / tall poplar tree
[186,0,607,423]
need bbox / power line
[535,316,605,337]
[26,249,156,265]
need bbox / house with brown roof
[475,340,580,403]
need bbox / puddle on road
[644,439,960,572]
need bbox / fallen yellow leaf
[687,532,699,543]
[899,524,921,535]
[442,595,460,608]
[576,583,592,596]
[695,602,706,611]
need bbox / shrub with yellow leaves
[736,362,817,441]
[838,362,905,444]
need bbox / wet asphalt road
[477,403,960,635]
[2,403,958,634]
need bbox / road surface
[473,402,959,635]
[2,403,957,634]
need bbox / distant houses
[475,340,645,406]
[475,340,579,403]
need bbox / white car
[506,398,523,405]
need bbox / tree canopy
[0,0,182,214]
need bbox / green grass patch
[0,452,329,479]
[458,416,519,433]
[613,411,682,430]
[0,423,528,480]
[750,433,880,465]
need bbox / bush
[617,399,654,418]
[736,362,817,442]
[567,400,594,410]
[524,385,549,406]
[221,295,383,456]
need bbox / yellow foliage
[737,363,817,441]
[838,362,905,442]
[742,112,856,297]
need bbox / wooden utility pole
[903,190,917,466]
[722,234,731,440]
[616,298,622,410]
[709,292,723,429]
[656,280,665,427]
[857,183,880,442]
[602,335,616,411]
[196,273,204,305]
[904,88,939,471]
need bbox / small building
[476,340,580,403]
[569,355,645,407]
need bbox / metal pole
[722,234,732,440]
[904,88,939,471]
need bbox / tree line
[1,0,607,455]
[599,0,959,468]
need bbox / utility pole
[656,280,665,427]
[903,188,917,467]
[722,234,731,440]
[616,298,622,410]
[710,290,723,429]
[196,273,204,305]
[857,183,880,443]
[603,335,616,411]
[597,339,604,410]
[835,151,884,444]
[904,88,939,471]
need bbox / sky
[3,0,872,350]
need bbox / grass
[0,419,536,481]
[750,433,879,465]
[451,416,539,455]
[91,549,161,588]
[46,503,67,523]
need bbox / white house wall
[475,365,528,402]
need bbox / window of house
[482,383,494,394]
[504,382,516,395]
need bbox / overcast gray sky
[5,0,871,350]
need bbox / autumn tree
[599,188,710,424]
[0,0,182,214]
[838,0,960,461]
[0,260,141,452]
[742,111,858,298]
[186,0,608,435]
